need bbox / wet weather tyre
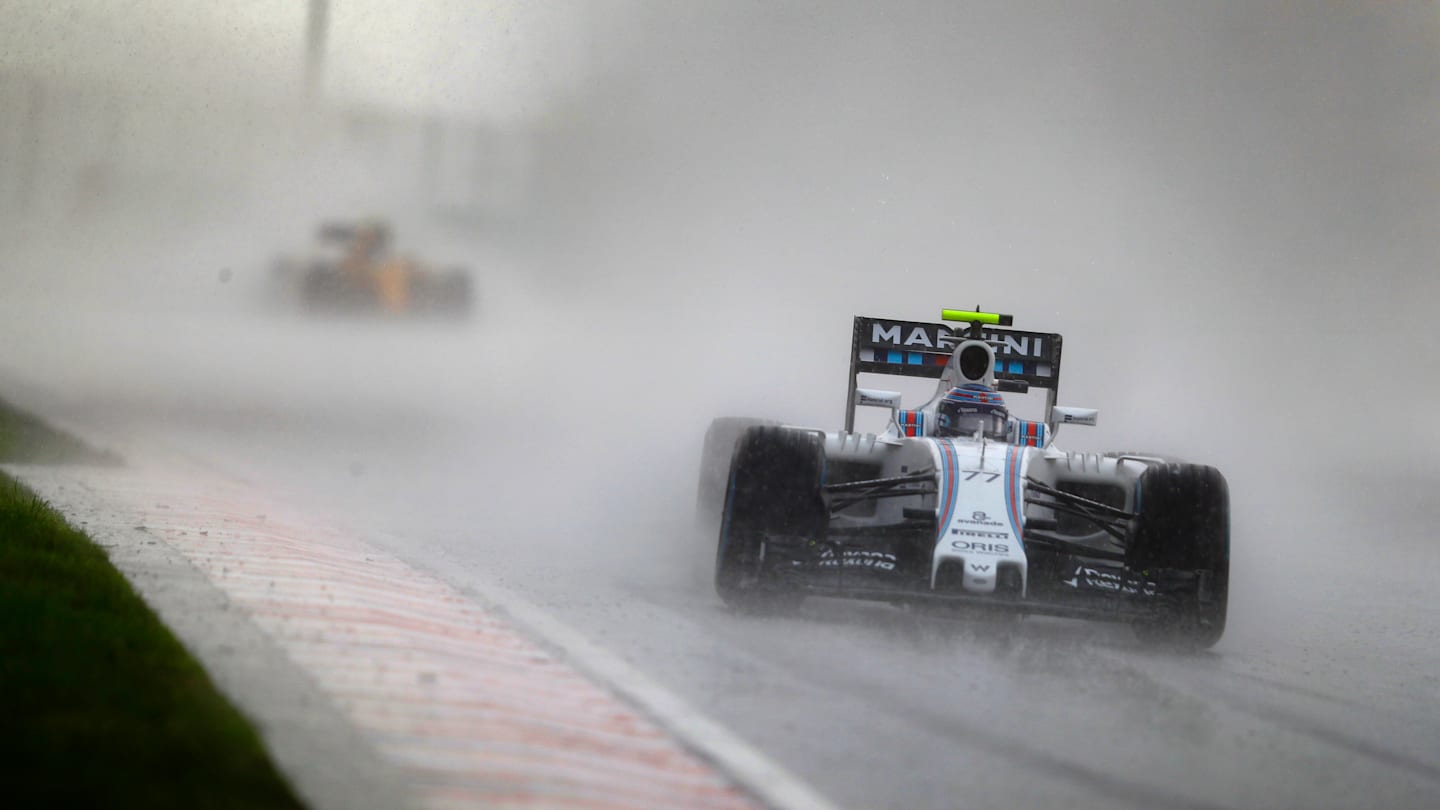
[300,266,341,312]
[438,271,473,318]
[696,417,777,531]
[714,426,825,613]
[693,417,777,585]
[1127,463,1229,649]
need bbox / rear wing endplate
[844,315,1064,432]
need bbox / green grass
[0,395,121,465]
[0,401,305,808]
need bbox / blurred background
[5,8,1440,805]
[1,0,1437,638]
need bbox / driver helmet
[935,384,1009,439]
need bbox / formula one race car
[272,220,473,318]
[697,309,1229,647]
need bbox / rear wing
[844,315,1064,431]
[318,222,359,242]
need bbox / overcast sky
[0,0,607,120]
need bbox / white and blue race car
[697,309,1229,647]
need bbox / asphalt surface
[5,6,1437,806]
[4,240,1438,810]
[22,354,1436,810]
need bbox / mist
[519,3,1440,547]
[1,1,1433,555]
[2,6,1438,805]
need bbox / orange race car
[274,221,474,318]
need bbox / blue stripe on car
[1003,445,1024,548]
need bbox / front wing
[762,541,1197,623]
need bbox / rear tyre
[1126,463,1229,649]
[300,266,341,312]
[696,417,777,531]
[439,271,473,318]
[693,417,775,585]
[715,426,825,613]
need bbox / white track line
[11,459,844,810]
[477,582,846,810]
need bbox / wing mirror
[856,389,903,410]
[856,388,904,438]
[1051,406,1098,427]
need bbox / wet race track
[9,270,1435,809]
[4,4,1440,808]
[73,408,1440,810]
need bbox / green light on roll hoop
[940,309,1013,326]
